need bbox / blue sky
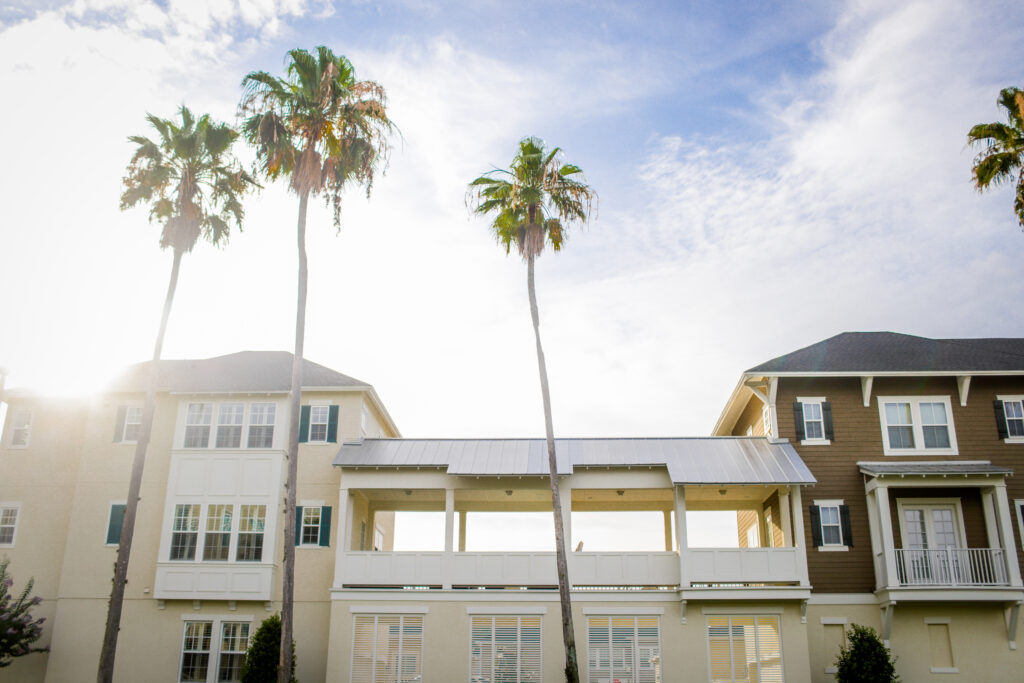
[1,0,1023,441]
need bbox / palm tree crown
[120,105,256,251]
[239,45,394,225]
[968,86,1024,227]
[469,137,596,258]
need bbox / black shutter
[113,406,127,442]
[298,405,311,443]
[294,506,303,546]
[107,504,126,544]
[319,506,332,547]
[793,402,805,441]
[809,505,822,546]
[994,400,1009,439]
[327,405,340,443]
[823,402,835,441]
[839,504,853,546]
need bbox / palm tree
[468,137,596,683]
[98,106,257,683]
[239,46,393,682]
[968,86,1024,227]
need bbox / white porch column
[875,484,899,589]
[982,488,1001,548]
[332,488,351,588]
[663,510,673,551]
[444,488,455,589]
[790,486,810,586]
[865,489,885,590]
[458,510,467,552]
[779,491,793,546]
[673,485,688,588]
[993,484,1023,586]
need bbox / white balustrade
[686,548,802,585]
[894,548,1009,587]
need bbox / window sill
[1004,437,1024,444]
[882,449,958,457]
[801,439,831,446]
[817,545,849,552]
[930,668,959,674]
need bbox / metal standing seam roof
[334,437,816,485]
[858,461,1014,477]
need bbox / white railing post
[947,547,957,586]
[332,488,351,589]
[790,486,810,586]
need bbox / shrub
[835,623,899,682]
[0,556,48,668]
[240,613,296,683]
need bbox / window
[361,405,369,437]
[994,396,1024,441]
[764,508,775,548]
[1015,500,1024,551]
[351,614,423,683]
[374,527,385,552]
[298,404,338,444]
[170,504,201,560]
[794,398,832,444]
[300,506,321,546]
[106,503,126,545]
[309,406,329,442]
[877,396,957,455]
[470,615,541,683]
[236,505,266,562]
[762,405,772,438]
[185,404,214,448]
[586,615,660,683]
[810,500,851,549]
[926,618,956,674]
[179,619,252,683]
[215,403,244,448]
[820,618,846,675]
[203,505,233,561]
[247,403,275,448]
[895,500,967,585]
[9,409,31,447]
[114,405,143,443]
[707,614,783,683]
[0,506,19,546]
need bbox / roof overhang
[858,460,1013,478]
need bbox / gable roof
[748,332,1024,374]
[108,351,369,393]
[334,437,816,485]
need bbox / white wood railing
[894,548,1009,586]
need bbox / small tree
[241,614,296,683]
[0,557,48,668]
[835,624,899,683]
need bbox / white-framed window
[996,395,1024,442]
[202,504,233,561]
[9,409,31,447]
[764,508,775,548]
[301,506,321,546]
[118,405,143,442]
[247,403,275,448]
[351,614,424,683]
[168,503,269,563]
[0,505,20,546]
[374,526,385,552]
[236,505,266,562]
[1015,499,1024,551]
[707,614,783,683]
[795,397,830,444]
[812,499,850,551]
[586,615,660,683]
[106,502,126,546]
[215,403,244,448]
[470,614,542,683]
[762,404,772,438]
[896,499,966,551]
[184,404,214,448]
[877,396,958,455]
[170,504,201,560]
[361,405,369,437]
[179,617,252,683]
[309,405,330,443]
[746,525,759,548]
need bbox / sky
[2,0,1024,443]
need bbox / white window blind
[586,616,660,683]
[470,615,542,683]
[351,614,424,683]
[707,615,783,683]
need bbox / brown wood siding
[732,398,766,436]
[764,492,785,547]
[737,510,758,547]
[764,375,1024,593]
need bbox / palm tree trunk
[97,247,184,683]
[279,190,309,683]
[527,253,580,683]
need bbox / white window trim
[351,613,424,683]
[797,396,831,445]
[585,614,661,683]
[468,614,542,683]
[0,502,21,547]
[895,498,967,550]
[997,395,1024,443]
[214,402,245,449]
[1013,499,1024,551]
[877,396,959,456]
[167,502,269,564]
[178,615,254,683]
[299,504,322,547]
[307,405,331,443]
[814,498,848,551]
[180,400,278,450]
[105,500,127,547]
[118,404,143,443]
[705,614,784,683]
[821,617,848,674]
[8,408,31,448]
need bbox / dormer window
[877,396,957,455]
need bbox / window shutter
[294,506,303,546]
[298,405,311,443]
[793,402,805,440]
[327,405,339,443]
[839,504,853,546]
[809,505,822,546]
[319,506,332,547]
[113,406,127,442]
[823,401,835,440]
[994,400,1009,439]
[107,504,126,544]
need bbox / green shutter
[319,506,332,547]
[107,504,126,544]
[327,405,339,443]
[792,402,805,441]
[294,506,303,546]
[298,405,311,443]
[113,406,127,442]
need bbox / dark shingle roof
[108,351,367,393]
[748,332,1024,374]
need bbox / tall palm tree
[98,106,257,683]
[468,137,596,683]
[239,46,393,682]
[968,86,1024,227]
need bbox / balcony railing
[894,548,1009,587]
